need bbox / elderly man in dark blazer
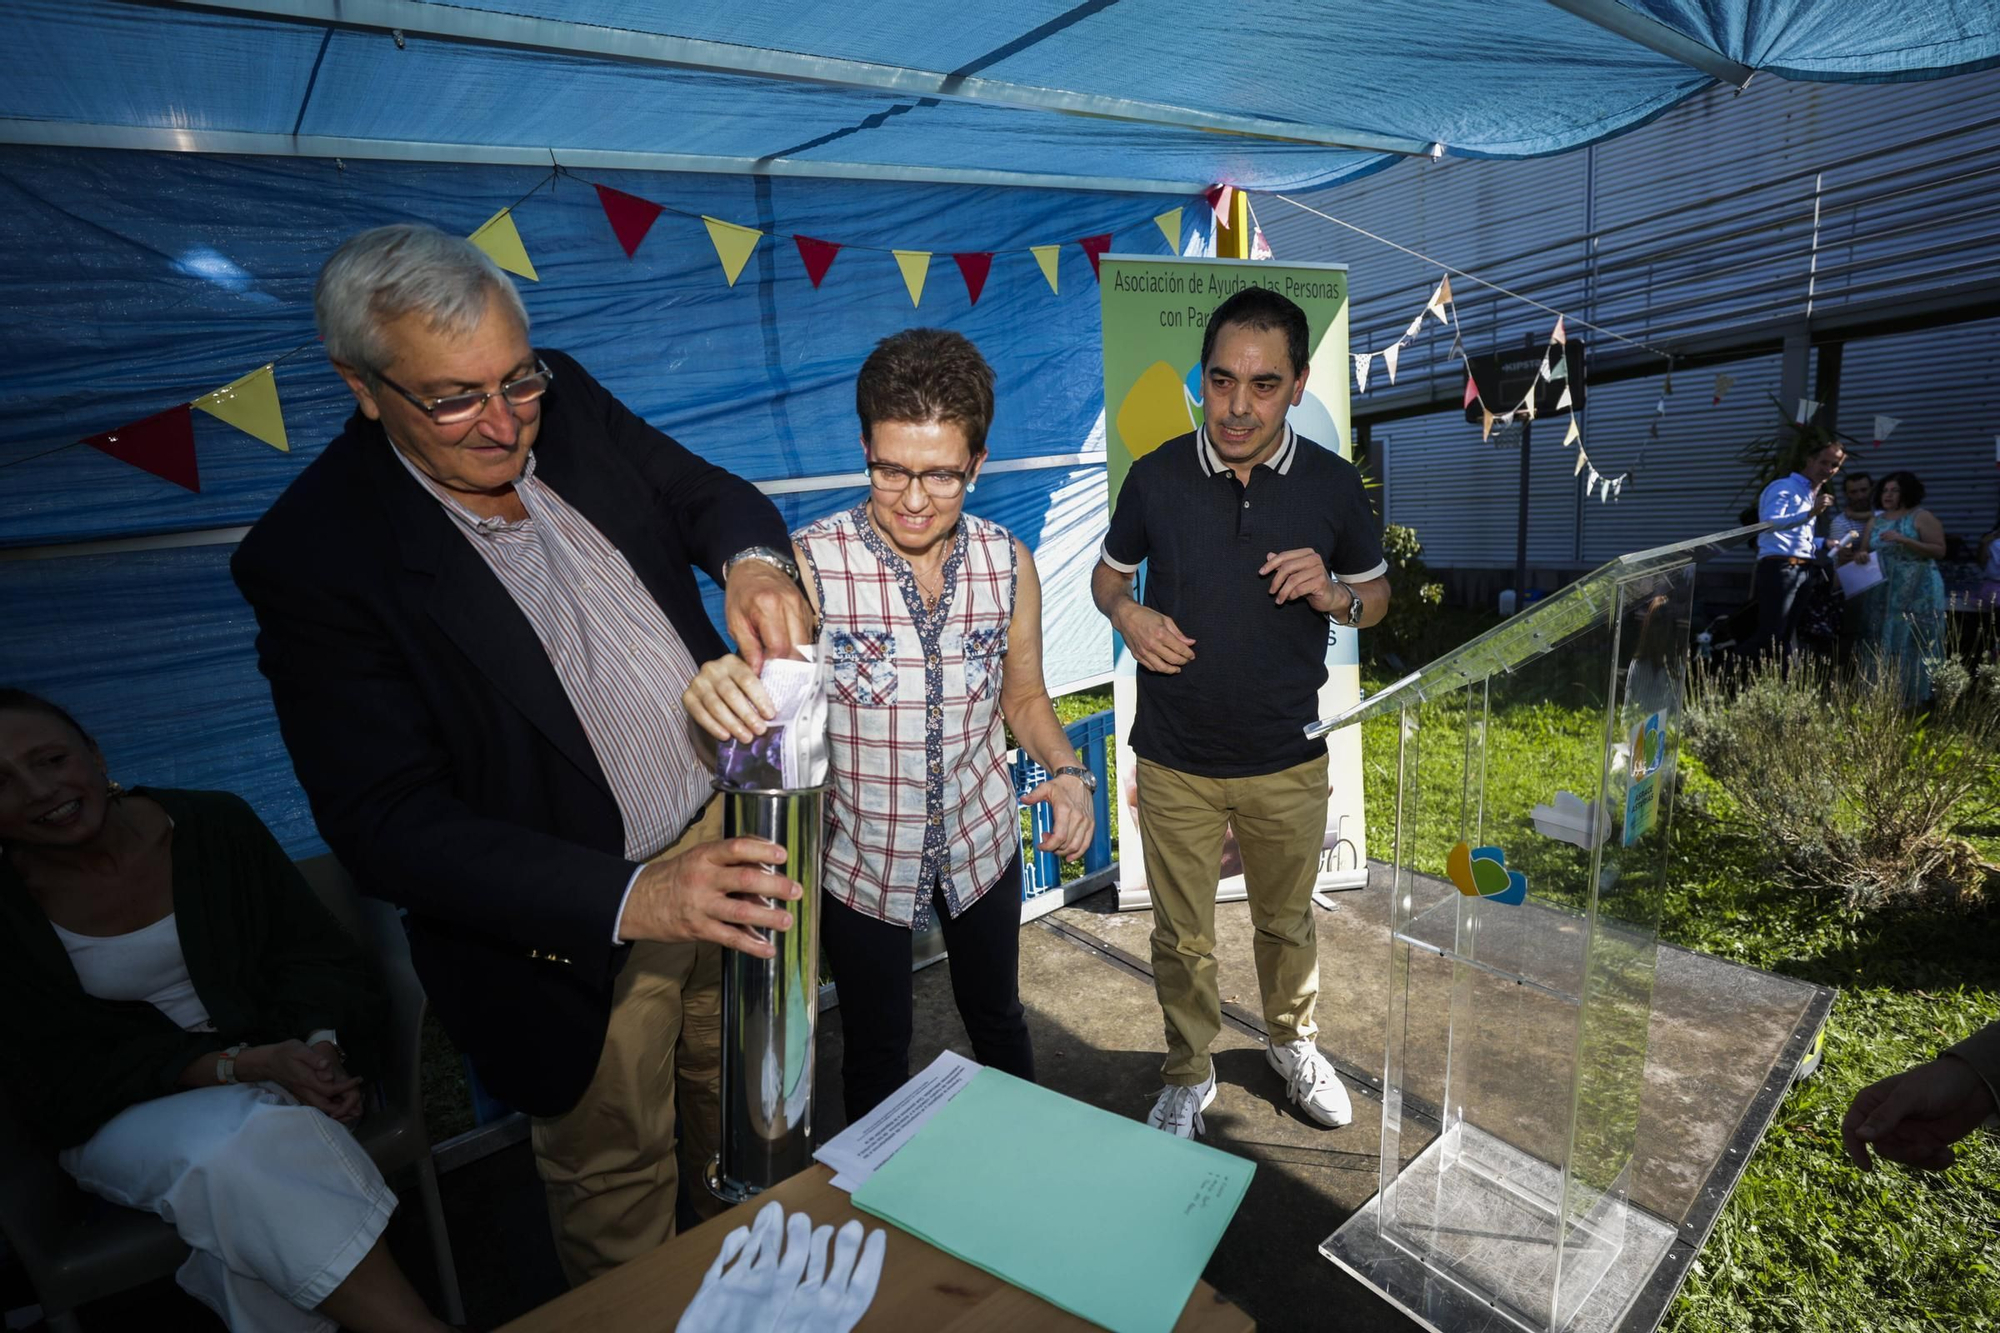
[232,224,812,1284]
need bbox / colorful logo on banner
[1447,841,1528,906]
[1623,712,1665,846]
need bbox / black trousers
[1746,558,1817,663]
[820,852,1034,1122]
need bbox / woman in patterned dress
[1855,470,1947,704]
[684,329,1093,1120]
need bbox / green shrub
[1684,648,2000,909]
[1369,523,1446,667]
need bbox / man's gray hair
[315,224,530,381]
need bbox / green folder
[851,1068,1255,1332]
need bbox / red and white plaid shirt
[796,505,1018,928]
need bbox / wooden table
[497,1164,1255,1332]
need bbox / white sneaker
[1146,1070,1217,1139]
[1267,1038,1353,1127]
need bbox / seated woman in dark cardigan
[0,690,453,1333]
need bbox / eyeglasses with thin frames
[374,359,555,425]
[867,461,972,498]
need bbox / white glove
[773,1219,887,1333]
[676,1202,811,1333]
[675,1204,887,1333]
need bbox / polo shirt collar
[1197,422,1297,478]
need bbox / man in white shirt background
[1745,438,1846,664]
[1828,470,1879,669]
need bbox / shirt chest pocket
[830,628,899,707]
[958,625,1008,703]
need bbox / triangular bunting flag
[1153,208,1183,251]
[1031,244,1061,294]
[1250,225,1272,261]
[1556,385,1572,412]
[1712,372,1736,405]
[1353,352,1373,395]
[1796,397,1821,425]
[1587,466,1600,493]
[1551,315,1567,345]
[1664,374,1674,395]
[1403,313,1424,343]
[1449,330,1464,360]
[1078,234,1113,282]
[1549,353,1568,382]
[1655,396,1668,415]
[1519,393,1535,421]
[1501,409,1517,426]
[1614,477,1625,499]
[85,402,199,492]
[1538,356,1553,382]
[794,236,842,289]
[893,250,931,307]
[1204,184,1235,223]
[1873,414,1900,446]
[593,184,664,259]
[1383,343,1402,385]
[193,363,288,452]
[1563,415,1580,446]
[1574,449,1587,476]
[468,208,539,282]
[1425,276,1453,323]
[1482,408,1496,442]
[953,252,993,306]
[1648,421,1661,439]
[701,216,763,287]
[1462,374,1478,409]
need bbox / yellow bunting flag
[193,363,289,452]
[1153,207,1183,251]
[893,250,931,307]
[1574,448,1587,476]
[1563,415,1580,446]
[1425,276,1453,323]
[702,217,764,287]
[1031,244,1061,294]
[468,209,539,282]
[1482,408,1496,442]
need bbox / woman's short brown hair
[855,329,996,455]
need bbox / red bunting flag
[593,184,664,259]
[1204,184,1235,223]
[1462,374,1478,409]
[84,403,199,492]
[794,235,842,289]
[1078,234,1112,282]
[953,252,993,306]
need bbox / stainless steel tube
[706,779,824,1203]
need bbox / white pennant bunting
[1873,414,1900,445]
[1551,315,1567,345]
[1796,397,1821,425]
[1574,450,1586,477]
[1403,313,1424,343]
[1354,352,1374,394]
[1538,355,1553,382]
[1501,409,1517,426]
[1425,276,1453,324]
[1383,343,1402,385]
[1562,415,1579,446]
[1556,385,1572,412]
[1655,396,1668,416]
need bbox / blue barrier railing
[1010,707,1116,898]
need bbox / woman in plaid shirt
[684,329,1093,1119]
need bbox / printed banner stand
[1099,255,1365,912]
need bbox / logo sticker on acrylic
[1447,841,1528,906]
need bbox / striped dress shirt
[393,447,710,880]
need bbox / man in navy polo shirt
[1093,286,1390,1139]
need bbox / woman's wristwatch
[1053,765,1097,792]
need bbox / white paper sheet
[812,1050,981,1191]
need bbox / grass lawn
[1355,664,2000,1333]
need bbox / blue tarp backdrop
[4,1,1996,855]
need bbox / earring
[105,779,124,797]
[967,481,978,494]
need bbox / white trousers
[59,1082,397,1333]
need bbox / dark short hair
[0,689,93,748]
[855,328,996,455]
[1842,471,1873,489]
[1201,287,1310,379]
[1875,470,1926,508]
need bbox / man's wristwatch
[722,545,800,584]
[1330,576,1364,627]
[1053,765,1097,793]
